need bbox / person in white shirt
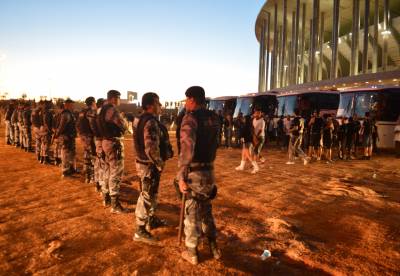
[251,107,266,166]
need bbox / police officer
[97,90,127,213]
[52,101,64,166]
[178,86,221,265]
[54,99,77,177]
[22,102,33,152]
[88,98,105,193]
[77,97,96,184]
[5,102,15,145]
[31,101,43,161]
[133,92,173,244]
[11,103,20,147]
[17,103,25,150]
[40,101,54,164]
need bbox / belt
[189,162,214,172]
[136,159,152,166]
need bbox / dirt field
[1,124,400,276]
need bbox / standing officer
[88,98,105,193]
[11,102,20,147]
[77,97,96,184]
[54,99,77,177]
[133,93,173,244]
[40,101,54,164]
[22,102,33,152]
[97,90,127,213]
[5,101,15,145]
[178,86,221,265]
[52,101,64,166]
[31,101,43,161]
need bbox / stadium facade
[255,0,400,92]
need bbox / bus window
[209,100,224,113]
[337,93,354,118]
[277,97,285,117]
[354,93,379,118]
[234,97,252,117]
[254,95,278,117]
[377,90,400,121]
[317,94,340,110]
[285,95,297,116]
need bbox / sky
[0,0,264,102]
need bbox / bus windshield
[208,100,224,113]
[234,97,253,117]
[337,93,354,118]
[354,89,400,121]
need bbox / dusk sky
[0,0,264,102]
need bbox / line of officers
[3,87,221,265]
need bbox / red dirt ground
[1,124,400,275]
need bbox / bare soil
[1,124,400,275]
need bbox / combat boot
[37,154,41,161]
[95,182,101,193]
[102,193,111,207]
[146,216,168,232]
[181,247,199,265]
[43,156,52,165]
[208,238,222,260]
[133,225,158,245]
[110,196,127,214]
[40,156,45,164]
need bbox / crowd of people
[210,107,400,174]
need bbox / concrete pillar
[308,19,313,82]
[271,3,278,89]
[351,0,360,76]
[382,0,389,71]
[318,12,325,81]
[372,0,379,73]
[300,3,306,84]
[265,13,271,91]
[362,0,370,74]
[294,0,301,84]
[258,19,266,92]
[280,0,287,88]
[310,0,320,82]
[290,11,296,85]
[330,0,340,79]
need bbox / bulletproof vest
[87,109,101,137]
[31,108,43,128]
[59,109,76,137]
[191,108,220,163]
[5,107,14,121]
[22,110,32,126]
[76,108,93,136]
[135,113,157,161]
[159,121,174,161]
[11,110,18,124]
[42,110,53,130]
[52,111,62,131]
[98,104,124,139]
[17,110,24,124]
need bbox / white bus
[208,96,237,116]
[233,92,278,119]
[337,86,400,149]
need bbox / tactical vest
[5,107,14,121]
[76,108,92,136]
[191,109,220,163]
[42,110,53,130]
[22,110,32,126]
[31,108,43,128]
[59,109,76,137]
[87,109,101,138]
[52,111,61,131]
[135,113,173,162]
[97,104,123,139]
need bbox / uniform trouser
[135,163,160,226]
[224,128,232,147]
[184,198,217,248]
[94,139,105,186]
[13,125,20,144]
[288,135,306,162]
[60,136,76,173]
[22,126,32,149]
[40,133,51,157]
[33,127,42,155]
[5,121,13,144]
[18,123,24,146]
[80,135,95,182]
[102,138,124,197]
[53,138,62,159]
